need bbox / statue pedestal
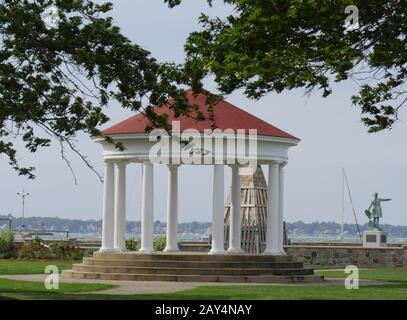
[363,230,388,248]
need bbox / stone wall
[285,244,407,267]
[179,241,407,267]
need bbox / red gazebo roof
[102,89,298,140]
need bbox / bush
[125,238,140,251]
[49,241,95,260]
[18,239,52,259]
[68,247,95,260]
[0,230,15,258]
[50,241,71,259]
[31,236,44,246]
[154,235,166,251]
[125,237,166,252]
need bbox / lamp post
[16,190,29,229]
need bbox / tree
[0,0,200,180]
[170,0,407,132]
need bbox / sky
[0,1,406,226]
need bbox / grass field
[0,259,72,275]
[0,260,406,300]
[0,260,116,299]
[314,266,407,283]
[0,279,116,300]
[2,281,407,300]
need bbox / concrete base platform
[363,230,388,248]
[62,252,324,284]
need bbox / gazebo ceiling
[102,89,299,140]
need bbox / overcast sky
[1,1,406,226]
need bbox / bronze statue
[365,193,391,230]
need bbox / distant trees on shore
[1,215,407,239]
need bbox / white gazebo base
[62,251,323,283]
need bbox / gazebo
[63,89,323,283]
[94,89,299,255]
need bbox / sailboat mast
[343,169,363,241]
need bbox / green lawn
[0,259,72,275]
[1,281,407,300]
[314,266,407,283]
[0,260,406,300]
[121,283,407,300]
[0,278,116,300]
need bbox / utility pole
[16,190,29,229]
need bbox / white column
[164,165,180,252]
[265,161,281,255]
[114,161,127,252]
[209,164,225,254]
[228,165,243,253]
[140,162,154,253]
[278,163,287,254]
[100,160,115,252]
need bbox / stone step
[72,264,314,276]
[83,258,304,269]
[61,270,323,284]
[93,252,297,263]
[63,252,320,284]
